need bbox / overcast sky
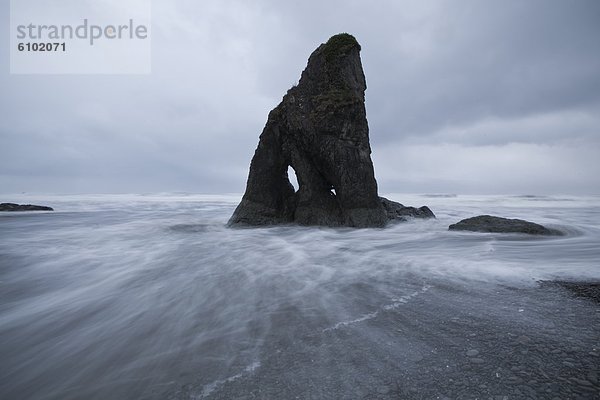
[1,0,599,195]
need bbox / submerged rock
[229,33,433,227]
[539,281,600,304]
[449,215,562,235]
[0,203,53,211]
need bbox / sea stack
[229,33,433,227]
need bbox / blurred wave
[1,193,599,399]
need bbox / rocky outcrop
[380,197,435,221]
[229,33,433,227]
[0,203,53,211]
[449,215,562,235]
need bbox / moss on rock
[322,33,361,63]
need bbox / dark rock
[0,203,53,212]
[448,215,562,235]
[229,33,432,227]
[539,281,600,304]
[380,197,435,221]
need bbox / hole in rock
[287,166,299,192]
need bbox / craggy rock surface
[0,203,53,212]
[380,197,435,221]
[449,215,562,235]
[229,34,432,228]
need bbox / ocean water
[1,193,599,399]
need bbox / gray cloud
[1,0,599,195]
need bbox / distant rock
[449,215,562,235]
[228,33,433,227]
[0,203,53,212]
